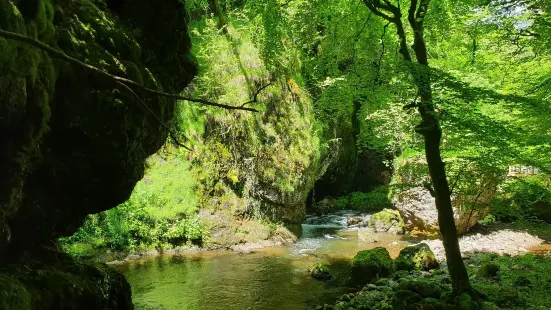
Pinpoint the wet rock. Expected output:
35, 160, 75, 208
358, 228, 379, 243
308, 263, 332, 281
351, 247, 393, 285
367, 209, 406, 235
395, 243, 440, 271
347, 216, 363, 227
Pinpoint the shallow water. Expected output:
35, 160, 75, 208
118, 211, 410, 310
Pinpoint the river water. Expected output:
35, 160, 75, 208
118, 211, 410, 310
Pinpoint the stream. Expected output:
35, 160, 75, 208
118, 211, 410, 310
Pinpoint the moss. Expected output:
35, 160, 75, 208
0, 275, 32, 310
477, 262, 500, 278
395, 243, 440, 271
351, 247, 393, 286
308, 263, 332, 281
396, 279, 443, 299
367, 209, 406, 234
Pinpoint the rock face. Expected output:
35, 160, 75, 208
0, 0, 196, 308
394, 187, 490, 235
351, 247, 393, 285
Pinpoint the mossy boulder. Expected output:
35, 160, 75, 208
351, 247, 393, 285
395, 243, 440, 271
368, 209, 406, 235
477, 262, 500, 278
0, 249, 132, 310
308, 263, 332, 281
396, 279, 443, 299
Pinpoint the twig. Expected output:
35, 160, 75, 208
0, 28, 259, 112
240, 82, 272, 107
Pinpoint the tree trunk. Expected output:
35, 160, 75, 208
361, 0, 472, 294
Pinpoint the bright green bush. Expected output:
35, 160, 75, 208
336, 186, 392, 211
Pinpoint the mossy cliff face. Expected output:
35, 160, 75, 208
0, 0, 196, 251
0, 0, 196, 308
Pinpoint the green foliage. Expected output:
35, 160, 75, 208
335, 187, 392, 211
490, 175, 551, 222
61, 152, 204, 253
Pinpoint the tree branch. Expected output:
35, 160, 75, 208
0, 28, 259, 112
240, 82, 273, 107
362, 0, 396, 22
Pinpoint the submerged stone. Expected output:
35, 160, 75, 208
308, 263, 332, 281
358, 228, 379, 243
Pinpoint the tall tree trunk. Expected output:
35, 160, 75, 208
361, 0, 472, 293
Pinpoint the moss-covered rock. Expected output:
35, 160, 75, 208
396, 279, 443, 299
367, 209, 406, 234
351, 247, 393, 285
0, 249, 131, 310
395, 243, 440, 271
308, 263, 332, 281
477, 262, 500, 278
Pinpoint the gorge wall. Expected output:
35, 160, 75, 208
0, 0, 196, 308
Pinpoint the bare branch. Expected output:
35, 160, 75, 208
0, 28, 259, 112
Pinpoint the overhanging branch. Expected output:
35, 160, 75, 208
0, 29, 260, 112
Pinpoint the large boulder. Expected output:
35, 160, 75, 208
368, 209, 406, 235
394, 243, 439, 271
394, 187, 490, 235
351, 247, 393, 285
